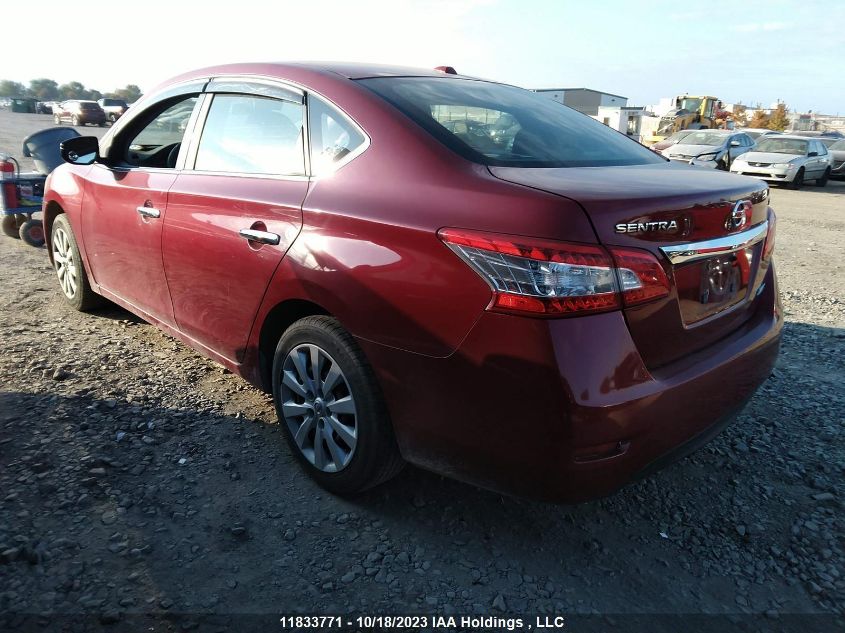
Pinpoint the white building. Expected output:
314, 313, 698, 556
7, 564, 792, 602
592, 106, 650, 140
534, 88, 628, 116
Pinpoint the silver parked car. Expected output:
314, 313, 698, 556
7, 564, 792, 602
660, 130, 754, 170
827, 138, 845, 180
730, 135, 833, 188
735, 127, 782, 143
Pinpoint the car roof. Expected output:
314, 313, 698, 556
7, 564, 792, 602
683, 129, 734, 135
152, 61, 482, 95
758, 135, 822, 143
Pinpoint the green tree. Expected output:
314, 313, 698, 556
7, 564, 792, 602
768, 103, 789, 131
59, 81, 88, 99
28, 78, 59, 100
0, 80, 27, 97
111, 84, 142, 103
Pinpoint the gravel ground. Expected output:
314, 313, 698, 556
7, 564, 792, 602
1, 109, 844, 632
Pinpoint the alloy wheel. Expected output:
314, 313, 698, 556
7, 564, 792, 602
279, 343, 358, 472
53, 227, 77, 299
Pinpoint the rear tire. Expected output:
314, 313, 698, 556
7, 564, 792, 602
19, 219, 45, 247
51, 214, 104, 311
272, 316, 404, 495
789, 168, 805, 190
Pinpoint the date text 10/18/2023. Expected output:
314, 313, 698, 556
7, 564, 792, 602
279, 615, 568, 630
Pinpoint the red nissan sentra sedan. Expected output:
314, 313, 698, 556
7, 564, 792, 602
43, 63, 782, 501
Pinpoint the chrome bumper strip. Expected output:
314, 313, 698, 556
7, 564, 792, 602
660, 221, 769, 265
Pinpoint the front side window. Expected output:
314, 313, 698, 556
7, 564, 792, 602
194, 94, 304, 175
124, 96, 198, 168
359, 77, 663, 168
308, 96, 366, 175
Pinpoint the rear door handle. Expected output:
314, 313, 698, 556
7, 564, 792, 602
136, 206, 161, 219
239, 228, 280, 245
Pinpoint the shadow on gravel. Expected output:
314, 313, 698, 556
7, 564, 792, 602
1, 318, 841, 630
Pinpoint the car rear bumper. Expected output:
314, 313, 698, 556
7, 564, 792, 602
362, 265, 782, 502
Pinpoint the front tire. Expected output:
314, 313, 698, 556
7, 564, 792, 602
51, 215, 104, 311
816, 168, 830, 187
272, 316, 403, 495
789, 168, 805, 190
54, 114, 61, 125
72, 115, 80, 126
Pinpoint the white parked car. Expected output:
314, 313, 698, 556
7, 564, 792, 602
730, 135, 834, 188
660, 130, 755, 170
735, 127, 782, 143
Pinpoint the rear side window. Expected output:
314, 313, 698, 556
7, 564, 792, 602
308, 96, 366, 175
195, 94, 305, 175
358, 77, 664, 168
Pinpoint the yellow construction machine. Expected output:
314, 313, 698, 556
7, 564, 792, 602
646, 95, 731, 144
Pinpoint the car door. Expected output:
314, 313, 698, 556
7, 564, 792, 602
81, 94, 201, 327
813, 141, 829, 176
162, 82, 308, 362
59, 101, 71, 123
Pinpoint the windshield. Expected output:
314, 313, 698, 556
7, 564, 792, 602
679, 131, 728, 146
754, 138, 808, 155
678, 98, 702, 112
665, 130, 693, 143
829, 139, 845, 151
359, 77, 664, 168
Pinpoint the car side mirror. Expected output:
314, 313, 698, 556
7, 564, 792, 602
730, 140, 741, 147
808, 151, 818, 157
60, 136, 100, 165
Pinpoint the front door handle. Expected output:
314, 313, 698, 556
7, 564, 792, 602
239, 228, 280, 245
136, 206, 161, 219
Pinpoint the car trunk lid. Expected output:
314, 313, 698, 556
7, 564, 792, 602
489, 163, 772, 368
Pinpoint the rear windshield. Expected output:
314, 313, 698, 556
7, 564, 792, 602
79, 102, 99, 110
101, 99, 127, 107
829, 139, 845, 151
358, 77, 664, 168
754, 138, 808, 155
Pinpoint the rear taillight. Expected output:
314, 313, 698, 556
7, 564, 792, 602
763, 209, 776, 260
609, 247, 671, 307
438, 229, 669, 316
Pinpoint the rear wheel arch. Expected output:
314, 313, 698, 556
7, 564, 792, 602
257, 298, 331, 392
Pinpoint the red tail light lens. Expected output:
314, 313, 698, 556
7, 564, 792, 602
438, 229, 669, 316
609, 247, 671, 307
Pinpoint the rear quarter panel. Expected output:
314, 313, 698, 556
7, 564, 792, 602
244, 76, 599, 378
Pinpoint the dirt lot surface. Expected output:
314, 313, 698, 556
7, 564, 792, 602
1, 109, 844, 632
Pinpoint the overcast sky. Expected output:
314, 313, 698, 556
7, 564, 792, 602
5, 0, 843, 113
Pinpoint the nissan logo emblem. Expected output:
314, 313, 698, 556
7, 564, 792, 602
726, 200, 750, 231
